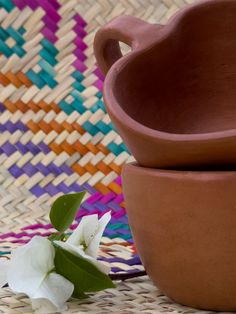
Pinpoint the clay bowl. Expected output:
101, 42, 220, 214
94, 0, 236, 169
122, 162, 236, 311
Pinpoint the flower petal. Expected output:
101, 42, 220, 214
0, 259, 9, 287
86, 211, 111, 258
31, 272, 74, 314
31, 298, 60, 314
55, 241, 110, 274
67, 214, 99, 248
8, 236, 55, 297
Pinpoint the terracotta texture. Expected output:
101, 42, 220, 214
122, 163, 236, 311
94, 0, 236, 169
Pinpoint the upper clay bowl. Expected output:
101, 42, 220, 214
94, 0, 236, 169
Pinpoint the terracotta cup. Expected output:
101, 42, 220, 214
122, 163, 236, 311
94, 0, 236, 169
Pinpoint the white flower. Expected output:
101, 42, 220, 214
55, 211, 111, 274
0, 236, 74, 314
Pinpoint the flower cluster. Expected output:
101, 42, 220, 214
0, 193, 115, 313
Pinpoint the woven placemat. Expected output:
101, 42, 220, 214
0, 0, 227, 313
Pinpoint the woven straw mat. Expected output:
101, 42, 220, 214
0, 0, 227, 313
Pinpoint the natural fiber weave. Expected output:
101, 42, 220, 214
0, 277, 221, 314
0, 0, 224, 313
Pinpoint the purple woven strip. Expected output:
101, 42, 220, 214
47, 0, 60, 10
12, 0, 25, 9
41, 28, 57, 43
73, 48, 86, 61
113, 208, 126, 218
87, 192, 102, 203
39, 0, 61, 22
73, 59, 87, 72
94, 79, 103, 90
15, 142, 28, 154
100, 192, 117, 204
42, 15, 58, 32
94, 202, 110, 211
73, 24, 87, 38
109, 202, 123, 211
115, 176, 122, 185
114, 194, 124, 203
1, 142, 16, 156
94, 67, 104, 80
110, 216, 128, 225
30, 185, 45, 197
38, 142, 50, 154
1, 121, 27, 132
74, 37, 87, 51
0, 102, 5, 112
22, 223, 52, 231
23, 0, 38, 10
74, 14, 87, 27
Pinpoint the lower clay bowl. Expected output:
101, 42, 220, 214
122, 163, 236, 311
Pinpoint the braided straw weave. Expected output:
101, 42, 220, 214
0, 0, 225, 313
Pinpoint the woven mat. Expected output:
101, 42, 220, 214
0, 0, 227, 313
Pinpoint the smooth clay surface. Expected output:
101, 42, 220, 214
122, 163, 236, 311
94, 0, 236, 169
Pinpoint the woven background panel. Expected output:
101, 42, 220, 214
0, 0, 224, 313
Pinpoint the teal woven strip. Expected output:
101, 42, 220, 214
0, 0, 14, 12
107, 143, 125, 156
0, 38, 12, 56
72, 81, 84, 92
71, 100, 86, 114
0, 251, 10, 256
41, 38, 58, 56
97, 100, 106, 111
26, 69, 46, 88
39, 70, 57, 88
96, 121, 111, 134
71, 90, 84, 102
40, 49, 57, 66
121, 143, 130, 153
12, 45, 25, 57
18, 27, 25, 35
0, 28, 8, 40
110, 223, 130, 230
59, 100, 74, 114
96, 91, 103, 98
7, 26, 24, 45
72, 71, 84, 82
109, 234, 130, 240
83, 121, 99, 136
38, 59, 56, 77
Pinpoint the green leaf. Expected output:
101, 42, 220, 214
72, 289, 88, 299
48, 233, 61, 241
54, 246, 116, 297
48, 233, 67, 241
49, 192, 85, 233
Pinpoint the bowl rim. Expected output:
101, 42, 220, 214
104, 0, 236, 143
123, 162, 236, 178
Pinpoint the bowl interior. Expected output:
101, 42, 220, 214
113, 1, 236, 135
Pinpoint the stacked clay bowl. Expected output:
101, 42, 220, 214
94, 0, 236, 310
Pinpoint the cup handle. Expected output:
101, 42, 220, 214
94, 15, 162, 75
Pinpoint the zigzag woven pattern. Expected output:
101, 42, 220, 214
0, 0, 193, 274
